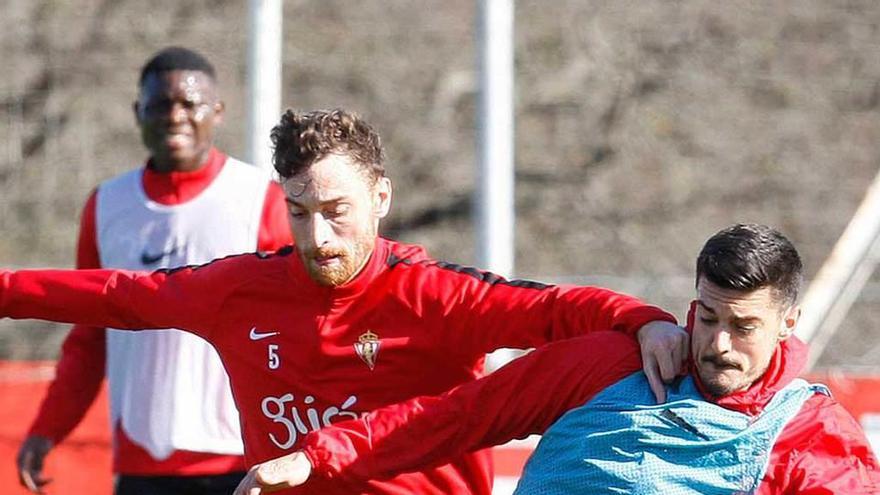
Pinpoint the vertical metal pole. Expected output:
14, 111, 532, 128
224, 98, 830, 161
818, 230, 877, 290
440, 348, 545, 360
477, 0, 516, 372
476, 0, 515, 278
797, 168, 880, 370
246, 0, 283, 172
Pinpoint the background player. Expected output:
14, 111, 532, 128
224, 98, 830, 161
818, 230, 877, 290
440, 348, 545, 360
15, 46, 292, 495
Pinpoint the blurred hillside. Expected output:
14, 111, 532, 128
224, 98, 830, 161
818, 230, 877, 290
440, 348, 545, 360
1, 0, 879, 367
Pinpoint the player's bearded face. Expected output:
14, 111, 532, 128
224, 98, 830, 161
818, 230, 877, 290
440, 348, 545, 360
301, 227, 375, 286
284, 153, 391, 287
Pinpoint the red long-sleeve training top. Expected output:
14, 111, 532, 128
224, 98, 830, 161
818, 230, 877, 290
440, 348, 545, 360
1, 238, 675, 494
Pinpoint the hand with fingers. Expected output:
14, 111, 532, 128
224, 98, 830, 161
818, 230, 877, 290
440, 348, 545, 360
636, 321, 690, 403
17, 435, 54, 494
233, 451, 312, 495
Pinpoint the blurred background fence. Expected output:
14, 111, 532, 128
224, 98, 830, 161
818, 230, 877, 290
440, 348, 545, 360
1, 0, 880, 371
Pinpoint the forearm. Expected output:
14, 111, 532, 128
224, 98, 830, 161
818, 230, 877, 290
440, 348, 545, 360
2, 269, 151, 328
459, 282, 676, 351
28, 325, 106, 443
302, 332, 641, 483
0, 268, 215, 333
548, 285, 676, 339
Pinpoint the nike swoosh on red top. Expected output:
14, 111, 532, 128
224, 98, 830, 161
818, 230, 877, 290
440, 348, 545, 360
249, 327, 280, 340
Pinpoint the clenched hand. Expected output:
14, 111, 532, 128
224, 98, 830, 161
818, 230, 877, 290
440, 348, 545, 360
233, 451, 312, 495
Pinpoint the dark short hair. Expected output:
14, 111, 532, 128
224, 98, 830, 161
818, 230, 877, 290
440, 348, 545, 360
696, 224, 803, 306
271, 109, 385, 182
139, 46, 216, 87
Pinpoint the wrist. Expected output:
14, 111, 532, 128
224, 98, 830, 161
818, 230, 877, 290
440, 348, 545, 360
291, 451, 312, 485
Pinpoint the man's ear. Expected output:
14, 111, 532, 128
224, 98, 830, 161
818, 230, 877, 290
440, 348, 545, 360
133, 100, 142, 124
212, 100, 225, 125
374, 177, 392, 218
779, 305, 801, 340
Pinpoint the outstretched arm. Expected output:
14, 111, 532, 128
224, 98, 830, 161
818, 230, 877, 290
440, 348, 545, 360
235, 331, 642, 493
427, 268, 678, 350
418, 264, 685, 402
0, 260, 236, 338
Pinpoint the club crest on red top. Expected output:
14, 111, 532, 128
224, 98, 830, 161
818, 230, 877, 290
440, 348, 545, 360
354, 330, 380, 370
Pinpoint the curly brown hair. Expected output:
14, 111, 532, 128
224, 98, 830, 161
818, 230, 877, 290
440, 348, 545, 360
271, 108, 386, 183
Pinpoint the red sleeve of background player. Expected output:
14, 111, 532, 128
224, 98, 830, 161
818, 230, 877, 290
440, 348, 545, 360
761, 395, 880, 494
28, 190, 108, 444
301, 331, 642, 484
257, 181, 293, 251
413, 263, 676, 353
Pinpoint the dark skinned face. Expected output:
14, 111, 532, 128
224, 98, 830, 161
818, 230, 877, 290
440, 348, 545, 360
134, 70, 224, 172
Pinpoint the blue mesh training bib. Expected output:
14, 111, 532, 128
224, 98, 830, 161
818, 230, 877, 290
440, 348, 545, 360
514, 372, 828, 494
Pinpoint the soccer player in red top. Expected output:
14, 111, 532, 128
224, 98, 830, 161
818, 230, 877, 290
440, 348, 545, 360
2, 108, 685, 494
15, 47, 292, 495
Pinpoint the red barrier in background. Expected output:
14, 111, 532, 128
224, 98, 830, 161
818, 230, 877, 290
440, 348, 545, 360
0, 362, 112, 495
1, 361, 878, 494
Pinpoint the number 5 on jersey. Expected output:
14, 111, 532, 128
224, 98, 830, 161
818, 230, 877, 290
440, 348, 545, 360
268, 344, 280, 370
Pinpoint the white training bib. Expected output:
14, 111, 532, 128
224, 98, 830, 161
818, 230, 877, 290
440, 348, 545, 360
96, 157, 269, 460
